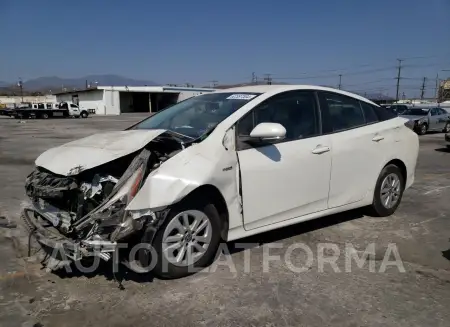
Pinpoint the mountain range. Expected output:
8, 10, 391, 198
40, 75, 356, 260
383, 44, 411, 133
0, 75, 158, 93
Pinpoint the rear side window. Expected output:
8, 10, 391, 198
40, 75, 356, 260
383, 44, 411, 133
372, 105, 397, 121
360, 101, 379, 124
320, 92, 365, 132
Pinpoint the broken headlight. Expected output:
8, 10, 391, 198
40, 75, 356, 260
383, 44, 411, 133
96, 163, 149, 241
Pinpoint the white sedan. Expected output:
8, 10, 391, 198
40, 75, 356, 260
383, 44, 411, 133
23, 85, 419, 278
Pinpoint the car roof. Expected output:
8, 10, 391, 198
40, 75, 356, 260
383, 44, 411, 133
214, 84, 378, 106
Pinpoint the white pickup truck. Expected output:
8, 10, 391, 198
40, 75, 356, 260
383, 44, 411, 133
13, 102, 90, 119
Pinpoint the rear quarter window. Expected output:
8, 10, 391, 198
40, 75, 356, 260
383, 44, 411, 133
372, 104, 397, 121
360, 101, 379, 124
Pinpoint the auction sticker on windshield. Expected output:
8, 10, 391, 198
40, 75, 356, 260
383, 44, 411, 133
226, 94, 257, 100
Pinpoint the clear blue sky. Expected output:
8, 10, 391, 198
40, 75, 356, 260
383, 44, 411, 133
1, 0, 450, 97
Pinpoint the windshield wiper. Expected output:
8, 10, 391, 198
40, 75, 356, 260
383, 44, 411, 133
166, 130, 195, 140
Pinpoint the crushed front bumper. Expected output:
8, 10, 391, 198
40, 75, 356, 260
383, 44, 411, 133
22, 202, 169, 272
22, 207, 113, 262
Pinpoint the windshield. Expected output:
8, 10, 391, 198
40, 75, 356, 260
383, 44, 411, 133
402, 108, 429, 116
133, 92, 261, 138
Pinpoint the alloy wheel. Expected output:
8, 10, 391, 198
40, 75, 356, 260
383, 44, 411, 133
380, 173, 401, 209
161, 210, 212, 266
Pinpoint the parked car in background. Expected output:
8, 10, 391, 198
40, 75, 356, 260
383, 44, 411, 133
399, 107, 450, 135
380, 104, 409, 115
23, 85, 419, 279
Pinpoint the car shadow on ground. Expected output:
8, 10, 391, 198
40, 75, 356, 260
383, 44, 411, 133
227, 208, 365, 254
435, 147, 450, 153
442, 243, 450, 261
47, 208, 365, 287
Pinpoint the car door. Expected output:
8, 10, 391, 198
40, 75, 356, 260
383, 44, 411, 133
236, 90, 332, 230
429, 108, 440, 130
437, 108, 449, 130
318, 91, 396, 208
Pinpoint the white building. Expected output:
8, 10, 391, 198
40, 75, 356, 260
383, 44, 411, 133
54, 85, 216, 115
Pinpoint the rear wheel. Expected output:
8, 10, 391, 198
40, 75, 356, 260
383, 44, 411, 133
150, 198, 222, 279
41, 112, 49, 119
80, 111, 88, 118
370, 164, 405, 217
443, 122, 450, 133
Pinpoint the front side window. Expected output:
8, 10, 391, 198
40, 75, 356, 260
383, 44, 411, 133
237, 91, 319, 142
438, 108, 447, 115
431, 108, 439, 116
133, 92, 261, 139
70, 104, 78, 108
321, 92, 365, 132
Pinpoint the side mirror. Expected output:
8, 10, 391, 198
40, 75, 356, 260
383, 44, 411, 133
248, 122, 286, 143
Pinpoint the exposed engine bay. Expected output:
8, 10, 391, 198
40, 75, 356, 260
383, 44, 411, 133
23, 131, 188, 269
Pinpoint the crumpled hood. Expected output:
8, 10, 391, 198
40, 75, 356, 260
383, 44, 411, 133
35, 129, 166, 176
399, 115, 427, 121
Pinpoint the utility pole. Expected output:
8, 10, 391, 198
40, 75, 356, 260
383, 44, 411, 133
263, 74, 272, 85
338, 74, 342, 90
251, 72, 257, 84
395, 59, 403, 102
420, 77, 427, 100
17, 78, 23, 103
435, 73, 440, 103
208, 80, 218, 88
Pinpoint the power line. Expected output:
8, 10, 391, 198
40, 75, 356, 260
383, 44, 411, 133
274, 66, 396, 81
208, 80, 218, 88
263, 74, 272, 85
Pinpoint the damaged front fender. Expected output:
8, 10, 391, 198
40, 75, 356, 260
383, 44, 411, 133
126, 150, 215, 211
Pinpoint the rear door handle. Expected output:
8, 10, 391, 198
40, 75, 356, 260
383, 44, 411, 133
311, 145, 330, 154
372, 135, 384, 142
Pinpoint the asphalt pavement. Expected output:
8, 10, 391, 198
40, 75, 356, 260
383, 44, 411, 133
0, 115, 449, 327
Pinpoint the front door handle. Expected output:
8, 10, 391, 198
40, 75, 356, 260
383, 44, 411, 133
372, 135, 384, 142
312, 145, 330, 154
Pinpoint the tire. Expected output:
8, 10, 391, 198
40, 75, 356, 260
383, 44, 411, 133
41, 113, 49, 119
80, 111, 88, 118
443, 122, 450, 133
370, 164, 405, 217
150, 198, 222, 279
417, 123, 427, 135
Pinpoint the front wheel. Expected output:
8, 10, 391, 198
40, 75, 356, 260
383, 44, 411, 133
369, 164, 405, 217
417, 123, 428, 135
150, 199, 222, 279
443, 122, 450, 133
80, 111, 88, 118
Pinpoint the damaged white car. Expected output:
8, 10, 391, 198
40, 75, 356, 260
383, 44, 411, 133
23, 85, 419, 279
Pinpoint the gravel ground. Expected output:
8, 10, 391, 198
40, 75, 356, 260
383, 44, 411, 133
0, 114, 449, 327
